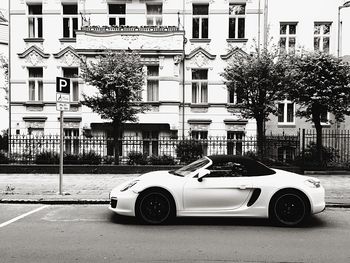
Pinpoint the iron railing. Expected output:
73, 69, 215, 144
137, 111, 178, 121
8, 134, 301, 165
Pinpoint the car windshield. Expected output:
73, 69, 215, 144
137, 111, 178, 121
172, 157, 210, 177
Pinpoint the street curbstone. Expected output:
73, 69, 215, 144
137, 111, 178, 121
0, 198, 349, 208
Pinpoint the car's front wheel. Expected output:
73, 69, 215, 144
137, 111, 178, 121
135, 189, 175, 224
270, 190, 310, 227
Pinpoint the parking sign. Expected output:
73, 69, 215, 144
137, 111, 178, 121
56, 77, 71, 94
56, 77, 71, 111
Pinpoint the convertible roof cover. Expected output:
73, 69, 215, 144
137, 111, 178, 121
207, 155, 276, 176
208, 155, 254, 164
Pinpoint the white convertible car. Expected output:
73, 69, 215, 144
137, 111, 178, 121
109, 155, 325, 226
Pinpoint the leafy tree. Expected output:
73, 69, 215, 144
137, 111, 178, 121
0, 55, 8, 110
80, 51, 148, 164
221, 49, 290, 157
285, 51, 350, 164
0, 129, 8, 152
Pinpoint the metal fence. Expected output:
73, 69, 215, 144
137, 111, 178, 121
8, 134, 300, 165
7, 130, 350, 166
303, 129, 350, 166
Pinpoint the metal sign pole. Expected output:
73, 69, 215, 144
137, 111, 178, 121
59, 110, 64, 195
56, 76, 71, 196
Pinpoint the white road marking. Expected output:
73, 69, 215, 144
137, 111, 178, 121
0, 205, 48, 228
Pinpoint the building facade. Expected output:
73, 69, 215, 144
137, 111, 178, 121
265, 0, 350, 136
0, 7, 8, 131
8, 0, 350, 146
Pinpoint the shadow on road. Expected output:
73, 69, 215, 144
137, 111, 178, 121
109, 212, 327, 228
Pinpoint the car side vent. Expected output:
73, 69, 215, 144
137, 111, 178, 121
247, 188, 261, 207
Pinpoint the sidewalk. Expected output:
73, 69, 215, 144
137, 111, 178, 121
0, 173, 349, 207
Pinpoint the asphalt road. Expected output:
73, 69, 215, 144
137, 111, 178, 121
0, 205, 349, 263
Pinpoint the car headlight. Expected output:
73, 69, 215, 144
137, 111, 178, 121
304, 179, 321, 188
120, 180, 139, 192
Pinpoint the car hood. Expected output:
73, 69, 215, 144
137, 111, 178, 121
138, 170, 177, 180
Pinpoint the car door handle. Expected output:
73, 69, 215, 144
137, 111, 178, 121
238, 185, 247, 190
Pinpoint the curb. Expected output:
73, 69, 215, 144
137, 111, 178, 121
1, 199, 349, 208
0, 199, 109, 205
325, 203, 350, 208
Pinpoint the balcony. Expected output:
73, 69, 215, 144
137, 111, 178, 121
75, 25, 184, 55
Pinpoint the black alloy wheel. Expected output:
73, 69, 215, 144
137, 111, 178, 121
271, 192, 308, 226
136, 191, 173, 224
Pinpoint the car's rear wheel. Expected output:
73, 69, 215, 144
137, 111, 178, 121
135, 189, 175, 224
270, 190, 310, 227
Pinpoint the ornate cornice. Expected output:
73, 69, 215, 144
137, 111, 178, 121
18, 45, 50, 59
186, 47, 216, 60
221, 47, 248, 60
54, 46, 80, 66
53, 46, 79, 59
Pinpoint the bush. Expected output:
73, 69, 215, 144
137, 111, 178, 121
35, 151, 101, 165
0, 152, 9, 164
0, 132, 8, 152
63, 154, 80, 164
35, 151, 59, 164
243, 151, 258, 160
148, 154, 175, 165
295, 142, 338, 167
80, 151, 101, 165
103, 156, 115, 165
176, 140, 203, 164
128, 151, 148, 165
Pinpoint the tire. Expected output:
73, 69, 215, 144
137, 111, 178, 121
135, 189, 175, 225
269, 190, 310, 227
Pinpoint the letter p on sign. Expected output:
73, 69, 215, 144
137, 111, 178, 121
56, 77, 71, 94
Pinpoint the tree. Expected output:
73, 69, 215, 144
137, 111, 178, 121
0, 54, 8, 111
285, 51, 350, 164
80, 51, 148, 164
221, 49, 290, 157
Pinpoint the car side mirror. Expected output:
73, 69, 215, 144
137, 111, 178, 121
197, 169, 210, 182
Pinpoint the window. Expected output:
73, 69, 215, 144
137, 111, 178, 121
28, 4, 42, 38
146, 4, 162, 26
279, 23, 297, 53
227, 131, 244, 155
28, 68, 43, 101
62, 4, 78, 38
208, 161, 247, 177
207, 158, 275, 177
278, 100, 294, 124
228, 85, 242, 104
28, 128, 44, 136
142, 131, 159, 156
108, 4, 126, 26
314, 23, 331, 53
62, 67, 79, 102
192, 4, 209, 39
320, 109, 328, 123
278, 147, 295, 163
191, 130, 208, 155
64, 129, 79, 155
228, 3, 245, 39
192, 69, 208, 104
173, 157, 210, 177
146, 66, 159, 102
191, 130, 208, 140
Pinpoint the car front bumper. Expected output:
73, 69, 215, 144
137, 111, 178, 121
108, 186, 139, 217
